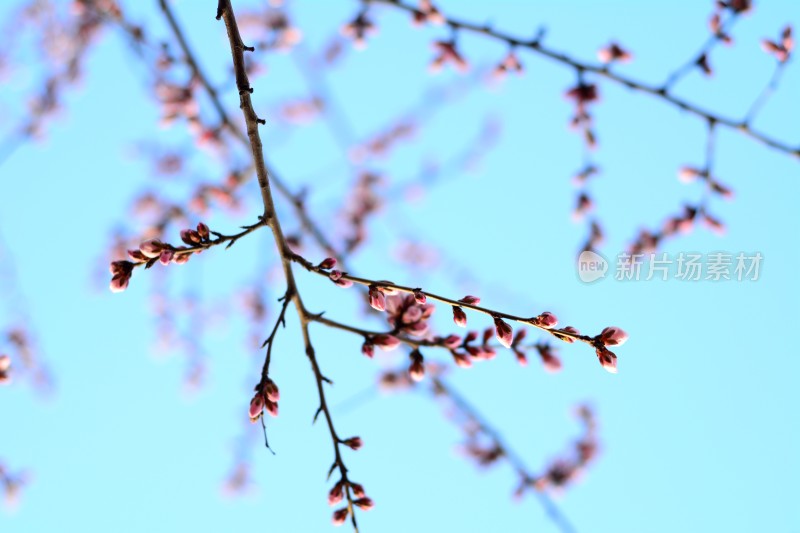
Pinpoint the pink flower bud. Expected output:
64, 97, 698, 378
409, 358, 425, 382
514, 351, 528, 366
265, 398, 279, 417
318, 257, 337, 270
599, 326, 628, 347
452, 306, 467, 327
361, 340, 375, 358
413, 289, 426, 303
532, 312, 558, 328
0, 354, 11, 384
354, 497, 374, 511
351, 483, 366, 498
110, 260, 133, 276
328, 482, 344, 506
678, 166, 703, 183
453, 351, 472, 368
159, 250, 174, 266
556, 326, 580, 343
127, 249, 147, 262
249, 394, 264, 420
443, 334, 461, 349
596, 346, 618, 374
373, 334, 400, 351
329, 270, 343, 281
139, 239, 165, 258
334, 278, 353, 288
368, 285, 386, 312
494, 317, 513, 348
110, 274, 130, 293
180, 229, 201, 245
332, 507, 349, 526
196, 222, 210, 239
342, 436, 363, 450
173, 253, 191, 265
459, 295, 481, 305
264, 379, 280, 402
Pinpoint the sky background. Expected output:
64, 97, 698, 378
1, 1, 799, 532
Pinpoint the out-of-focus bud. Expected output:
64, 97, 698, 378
452, 306, 467, 327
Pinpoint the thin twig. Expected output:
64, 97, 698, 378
362, 0, 800, 160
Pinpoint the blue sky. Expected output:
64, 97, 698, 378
1, 1, 799, 532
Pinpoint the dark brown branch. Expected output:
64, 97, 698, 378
363, 0, 800, 160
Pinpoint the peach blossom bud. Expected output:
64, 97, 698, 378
541, 352, 562, 373
332, 507, 349, 526
264, 379, 280, 402
413, 289, 426, 303
401, 305, 422, 324
514, 351, 528, 366
599, 326, 628, 346
342, 436, 363, 450
334, 278, 353, 288
373, 334, 400, 351
494, 318, 513, 348
110, 260, 133, 276
555, 326, 580, 343
318, 257, 337, 270
249, 394, 264, 420
533, 312, 558, 328
596, 346, 618, 373
368, 285, 386, 311
328, 482, 344, 506
329, 270, 343, 281
351, 483, 366, 498
196, 222, 209, 239
512, 328, 527, 346
354, 497, 374, 511
452, 306, 467, 327
127, 249, 147, 262
678, 166, 703, 183
361, 340, 375, 358
459, 295, 480, 305
139, 239, 165, 258
180, 229, 201, 245
173, 253, 190, 265
110, 274, 130, 293
159, 250, 174, 265
0, 355, 10, 385
710, 180, 734, 199
443, 334, 461, 349
408, 353, 425, 382
597, 42, 632, 63
265, 398, 279, 417
453, 351, 472, 368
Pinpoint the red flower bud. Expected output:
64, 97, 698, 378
196, 222, 210, 239
373, 334, 400, 351
452, 306, 467, 327
413, 288, 426, 303
354, 497, 374, 511
332, 507, 349, 526
328, 482, 344, 506
599, 326, 628, 347
318, 257, 337, 270
248, 394, 264, 421
494, 317, 513, 348
342, 436, 363, 450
